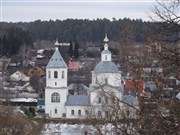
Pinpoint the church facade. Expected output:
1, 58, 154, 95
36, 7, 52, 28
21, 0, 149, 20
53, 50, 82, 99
45, 35, 138, 119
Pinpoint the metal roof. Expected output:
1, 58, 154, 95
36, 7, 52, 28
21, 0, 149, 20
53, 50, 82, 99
46, 49, 67, 68
65, 95, 91, 106
94, 61, 119, 73
122, 95, 139, 107
101, 50, 111, 54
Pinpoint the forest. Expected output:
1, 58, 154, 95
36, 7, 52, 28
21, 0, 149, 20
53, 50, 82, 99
0, 18, 159, 55
16, 18, 151, 43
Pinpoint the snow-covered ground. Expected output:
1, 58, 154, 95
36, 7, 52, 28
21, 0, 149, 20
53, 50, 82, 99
41, 122, 115, 135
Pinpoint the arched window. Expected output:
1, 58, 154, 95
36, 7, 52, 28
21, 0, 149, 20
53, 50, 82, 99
62, 71, 64, 79
51, 92, 60, 102
85, 110, 88, 115
78, 110, 81, 115
105, 55, 107, 60
55, 109, 57, 114
48, 71, 51, 78
71, 110, 74, 115
98, 110, 101, 118
54, 71, 58, 78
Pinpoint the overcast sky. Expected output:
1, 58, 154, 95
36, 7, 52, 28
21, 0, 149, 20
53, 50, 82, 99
1, 0, 156, 22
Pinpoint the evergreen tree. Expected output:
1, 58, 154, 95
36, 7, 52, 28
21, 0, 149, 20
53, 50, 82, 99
68, 41, 73, 58
74, 41, 79, 59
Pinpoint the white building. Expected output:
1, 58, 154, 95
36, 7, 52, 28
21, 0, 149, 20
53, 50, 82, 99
45, 35, 138, 119
10, 71, 30, 82
45, 38, 68, 118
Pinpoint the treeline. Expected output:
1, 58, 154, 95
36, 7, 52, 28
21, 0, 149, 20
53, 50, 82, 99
1, 18, 154, 55
15, 18, 152, 43
0, 23, 32, 55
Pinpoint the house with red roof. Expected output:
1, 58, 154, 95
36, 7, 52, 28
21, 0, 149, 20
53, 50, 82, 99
68, 59, 80, 71
124, 80, 151, 98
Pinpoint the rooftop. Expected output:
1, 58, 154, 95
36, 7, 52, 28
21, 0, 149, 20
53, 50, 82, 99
65, 95, 90, 106
94, 61, 119, 73
46, 49, 67, 68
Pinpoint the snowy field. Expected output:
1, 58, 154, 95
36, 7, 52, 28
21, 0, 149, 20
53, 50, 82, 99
41, 122, 115, 135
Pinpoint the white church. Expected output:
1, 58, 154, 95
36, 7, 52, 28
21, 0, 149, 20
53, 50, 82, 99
45, 34, 138, 119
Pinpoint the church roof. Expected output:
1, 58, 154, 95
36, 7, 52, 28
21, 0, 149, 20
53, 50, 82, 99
94, 61, 119, 73
46, 49, 67, 68
65, 95, 91, 106
101, 50, 111, 54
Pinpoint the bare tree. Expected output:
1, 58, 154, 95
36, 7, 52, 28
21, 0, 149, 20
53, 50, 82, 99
84, 1, 180, 134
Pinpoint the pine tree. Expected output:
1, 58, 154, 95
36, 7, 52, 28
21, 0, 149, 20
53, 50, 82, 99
68, 41, 73, 58
74, 41, 79, 59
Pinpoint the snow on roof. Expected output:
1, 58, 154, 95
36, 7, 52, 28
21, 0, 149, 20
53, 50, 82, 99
37, 49, 44, 54
10, 98, 37, 102
176, 92, 180, 100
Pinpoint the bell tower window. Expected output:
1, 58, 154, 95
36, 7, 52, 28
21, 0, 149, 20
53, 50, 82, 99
62, 71, 64, 79
48, 71, 51, 78
54, 71, 58, 78
105, 55, 107, 60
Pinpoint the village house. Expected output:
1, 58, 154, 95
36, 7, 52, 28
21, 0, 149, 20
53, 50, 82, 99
0, 55, 11, 69
10, 71, 30, 82
27, 66, 45, 77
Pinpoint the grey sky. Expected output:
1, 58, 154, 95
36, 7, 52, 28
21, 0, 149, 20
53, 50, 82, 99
1, 0, 156, 22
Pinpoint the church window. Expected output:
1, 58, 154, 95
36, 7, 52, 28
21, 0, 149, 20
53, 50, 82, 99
98, 97, 101, 103
105, 55, 107, 60
121, 80, 124, 84
54, 71, 58, 78
51, 93, 60, 102
78, 110, 81, 115
71, 110, 74, 115
55, 109, 57, 114
48, 71, 51, 78
62, 71, 64, 79
85, 110, 88, 115
98, 110, 102, 118
55, 82, 57, 86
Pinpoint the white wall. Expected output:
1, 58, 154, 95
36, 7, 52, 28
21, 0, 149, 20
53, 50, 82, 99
90, 86, 123, 106
101, 53, 111, 61
45, 87, 68, 118
91, 72, 121, 87
46, 68, 67, 87
10, 71, 30, 81
66, 106, 89, 119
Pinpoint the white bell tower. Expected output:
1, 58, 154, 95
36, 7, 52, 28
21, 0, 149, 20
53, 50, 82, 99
45, 38, 68, 118
101, 33, 111, 61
